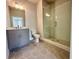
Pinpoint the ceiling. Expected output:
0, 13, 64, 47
7, 0, 70, 5
7, 0, 56, 5
7, 0, 39, 4
7, 0, 39, 9
27, 0, 39, 4
45, 0, 55, 2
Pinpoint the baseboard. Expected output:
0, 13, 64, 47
41, 38, 70, 52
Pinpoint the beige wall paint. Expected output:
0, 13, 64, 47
37, 0, 43, 37
25, 2, 37, 33
6, 1, 37, 33
55, 0, 71, 41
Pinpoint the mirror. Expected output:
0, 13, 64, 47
12, 16, 24, 27
9, 6, 25, 27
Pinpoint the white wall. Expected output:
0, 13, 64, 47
37, 0, 43, 37
6, 1, 37, 33
55, 0, 71, 41
6, 4, 10, 27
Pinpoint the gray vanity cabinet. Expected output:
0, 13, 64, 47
7, 29, 32, 51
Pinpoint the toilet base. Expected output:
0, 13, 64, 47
35, 38, 39, 43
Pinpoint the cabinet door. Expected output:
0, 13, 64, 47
17, 29, 30, 47
7, 30, 20, 50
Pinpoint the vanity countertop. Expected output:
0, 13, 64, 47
6, 27, 29, 30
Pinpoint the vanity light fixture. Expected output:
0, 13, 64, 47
14, 0, 24, 10
15, 4, 24, 10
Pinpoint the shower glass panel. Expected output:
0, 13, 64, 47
43, 0, 71, 47
43, 1, 55, 39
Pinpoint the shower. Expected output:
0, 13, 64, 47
43, 0, 71, 46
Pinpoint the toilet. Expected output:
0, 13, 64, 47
33, 33, 40, 43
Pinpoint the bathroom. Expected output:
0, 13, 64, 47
6, 0, 71, 59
